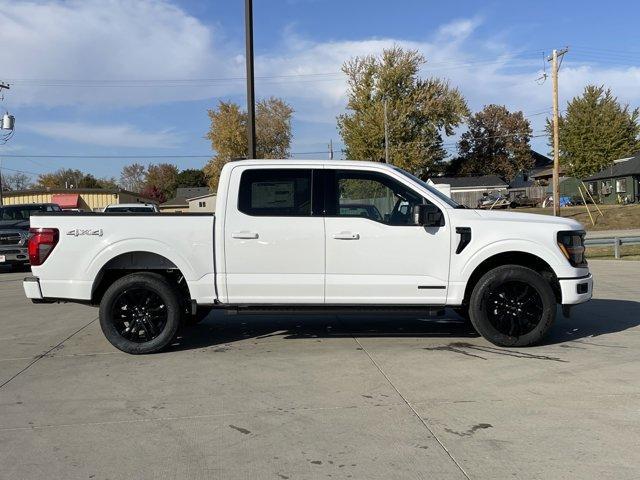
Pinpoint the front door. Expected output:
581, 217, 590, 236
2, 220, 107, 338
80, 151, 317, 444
224, 166, 325, 303
323, 168, 450, 304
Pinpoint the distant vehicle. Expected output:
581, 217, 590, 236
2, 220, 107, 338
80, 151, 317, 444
0, 228, 30, 269
0, 203, 61, 270
103, 203, 159, 213
477, 193, 510, 209
509, 195, 539, 208
0, 203, 62, 230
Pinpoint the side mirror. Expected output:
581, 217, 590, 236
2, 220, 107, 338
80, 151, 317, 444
413, 204, 444, 227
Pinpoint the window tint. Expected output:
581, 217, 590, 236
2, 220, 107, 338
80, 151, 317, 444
238, 169, 312, 216
0, 205, 46, 220
328, 170, 426, 225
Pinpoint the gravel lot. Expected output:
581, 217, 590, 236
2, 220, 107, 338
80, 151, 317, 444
1, 261, 639, 479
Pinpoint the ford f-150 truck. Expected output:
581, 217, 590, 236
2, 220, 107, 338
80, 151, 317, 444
23, 160, 593, 354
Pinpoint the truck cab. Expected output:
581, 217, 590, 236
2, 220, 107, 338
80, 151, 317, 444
24, 160, 593, 354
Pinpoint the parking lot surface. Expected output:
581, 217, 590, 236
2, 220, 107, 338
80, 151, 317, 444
1, 261, 639, 479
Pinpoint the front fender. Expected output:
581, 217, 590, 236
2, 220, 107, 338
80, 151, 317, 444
457, 238, 566, 282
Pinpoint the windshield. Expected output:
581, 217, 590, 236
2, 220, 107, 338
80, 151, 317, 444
0, 205, 46, 221
392, 166, 460, 208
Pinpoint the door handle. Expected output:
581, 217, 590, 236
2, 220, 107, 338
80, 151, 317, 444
232, 231, 259, 239
333, 231, 360, 240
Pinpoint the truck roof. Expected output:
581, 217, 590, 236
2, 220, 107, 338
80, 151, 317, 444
227, 159, 397, 170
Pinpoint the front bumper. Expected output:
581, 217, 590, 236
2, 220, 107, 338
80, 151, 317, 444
0, 246, 29, 265
559, 273, 593, 305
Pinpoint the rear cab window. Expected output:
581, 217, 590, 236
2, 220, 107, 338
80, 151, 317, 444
238, 169, 312, 216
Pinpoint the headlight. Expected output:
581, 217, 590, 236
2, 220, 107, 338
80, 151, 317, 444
557, 230, 587, 267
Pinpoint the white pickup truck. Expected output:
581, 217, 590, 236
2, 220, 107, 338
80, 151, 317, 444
23, 160, 593, 354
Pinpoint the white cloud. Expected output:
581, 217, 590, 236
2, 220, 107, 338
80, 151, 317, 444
1, 1, 639, 155
0, 0, 240, 107
25, 121, 183, 148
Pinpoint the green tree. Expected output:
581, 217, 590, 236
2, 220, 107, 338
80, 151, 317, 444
456, 105, 533, 180
337, 46, 469, 176
547, 85, 640, 177
36, 169, 121, 190
176, 168, 207, 188
204, 97, 294, 190
145, 163, 179, 200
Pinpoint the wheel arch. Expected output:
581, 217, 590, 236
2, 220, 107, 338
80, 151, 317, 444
91, 251, 192, 305
462, 251, 561, 306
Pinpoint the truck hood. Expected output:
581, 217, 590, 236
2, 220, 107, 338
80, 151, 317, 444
0, 219, 30, 231
473, 209, 583, 230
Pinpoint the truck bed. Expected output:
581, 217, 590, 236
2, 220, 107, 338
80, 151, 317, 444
28, 212, 217, 304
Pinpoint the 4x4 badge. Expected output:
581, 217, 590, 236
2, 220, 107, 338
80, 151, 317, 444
67, 229, 103, 237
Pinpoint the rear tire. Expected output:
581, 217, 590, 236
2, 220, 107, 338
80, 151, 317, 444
99, 272, 182, 354
469, 265, 556, 347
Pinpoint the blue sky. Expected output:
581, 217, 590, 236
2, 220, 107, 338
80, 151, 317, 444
1, 0, 639, 182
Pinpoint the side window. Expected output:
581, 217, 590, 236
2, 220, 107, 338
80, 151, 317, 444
330, 170, 426, 225
238, 168, 312, 216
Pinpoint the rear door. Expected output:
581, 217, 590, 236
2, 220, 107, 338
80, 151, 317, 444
323, 168, 450, 304
224, 166, 325, 303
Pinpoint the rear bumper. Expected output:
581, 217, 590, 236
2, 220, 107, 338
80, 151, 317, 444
559, 273, 593, 305
23, 276, 44, 300
0, 246, 29, 264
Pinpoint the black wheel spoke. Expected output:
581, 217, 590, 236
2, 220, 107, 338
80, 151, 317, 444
483, 280, 543, 337
110, 288, 168, 344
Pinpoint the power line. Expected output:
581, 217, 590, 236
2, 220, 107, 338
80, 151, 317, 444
0, 151, 332, 159
3, 49, 558, 88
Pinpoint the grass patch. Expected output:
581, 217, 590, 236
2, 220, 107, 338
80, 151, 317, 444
586, 243, 640, 261
521, 203, 640, 231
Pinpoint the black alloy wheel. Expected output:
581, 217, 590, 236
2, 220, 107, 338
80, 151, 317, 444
111, 288, 168, 343
99, 272, 182, 354
469, 265, 557, 347
483, 281, 543, 337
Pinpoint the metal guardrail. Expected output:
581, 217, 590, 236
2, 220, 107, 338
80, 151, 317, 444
585, 236, 640, 259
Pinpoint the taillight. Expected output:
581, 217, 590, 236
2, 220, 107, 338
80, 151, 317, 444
28, 228, 59, 266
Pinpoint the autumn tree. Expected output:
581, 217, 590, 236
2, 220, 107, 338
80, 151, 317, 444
204, 97, 294, 190
456, 105, 533, 180
145, 163, 179, 200
120, 163, 147, 192
337, 46, 469, 176
546, 85, 640, 177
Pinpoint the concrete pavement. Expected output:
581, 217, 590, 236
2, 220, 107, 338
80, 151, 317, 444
0, 261, 639, 479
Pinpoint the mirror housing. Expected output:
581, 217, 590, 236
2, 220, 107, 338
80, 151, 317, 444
413, 204, 444, 227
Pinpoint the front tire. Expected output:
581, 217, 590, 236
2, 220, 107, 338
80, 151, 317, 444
99, 272, 182, 354
469, 265, 556, 347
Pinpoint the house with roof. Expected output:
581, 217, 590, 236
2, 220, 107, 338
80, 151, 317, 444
160, 187, 212, 213
430, 175, 508, 207
584, 153, 640, 204
2, 188, 154, 211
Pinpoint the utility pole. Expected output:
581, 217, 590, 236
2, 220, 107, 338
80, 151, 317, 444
244, 0, 256, 159
0, 82, 11, 206
0, 156, 4, 206
328, 139, 334, 160
383, 98, 390, 164
548, 48, 568, 216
